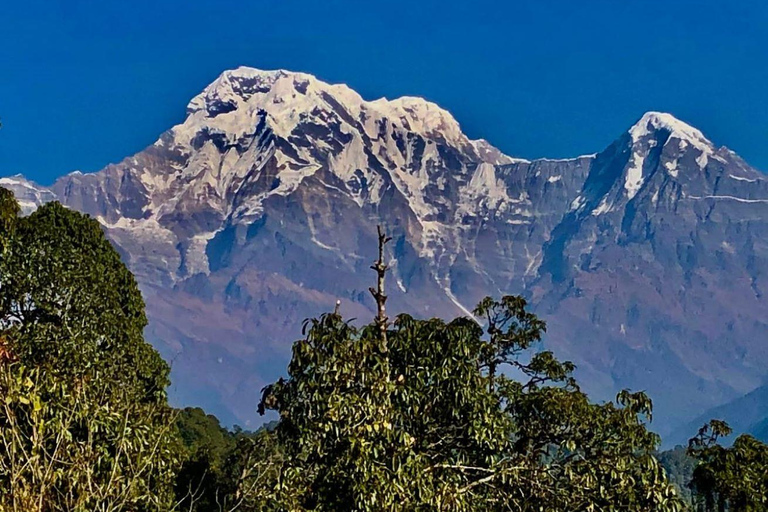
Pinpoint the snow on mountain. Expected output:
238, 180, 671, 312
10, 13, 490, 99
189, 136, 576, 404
171, 67, 509, 223
0, 175, 55, 214
626, 111, 726, 192
48, 67, 523, 283
629, 111, 714, 147
566, 110, 764, 220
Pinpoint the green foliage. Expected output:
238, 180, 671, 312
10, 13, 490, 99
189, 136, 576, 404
0, 188, 19, 237
1, 200, 168, 398
688, 420, 768, 511
658, 445, 697, 504
0, 191, 180, 511
252, 296, 686, 511
176, 407, 237, 469
174, 407, 239, 511
173, 407, 281, 511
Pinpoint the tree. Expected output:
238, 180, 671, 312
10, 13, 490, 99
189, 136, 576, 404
658, 445, 697, 505
173, 407, 248, 511
0, 191, 180, 511
248, 227, 685, 511
688, 420, 768, 511
0, 188, 19, 237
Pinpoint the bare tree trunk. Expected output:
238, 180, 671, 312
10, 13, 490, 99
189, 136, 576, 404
369, 225, 392, 351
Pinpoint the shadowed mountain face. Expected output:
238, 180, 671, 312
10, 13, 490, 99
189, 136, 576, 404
5, 68, 768, 435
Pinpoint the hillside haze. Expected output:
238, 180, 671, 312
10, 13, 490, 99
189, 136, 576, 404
5, 67, 768, 436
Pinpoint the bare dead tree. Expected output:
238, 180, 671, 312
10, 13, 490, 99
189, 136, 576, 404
369, 225, 392, 350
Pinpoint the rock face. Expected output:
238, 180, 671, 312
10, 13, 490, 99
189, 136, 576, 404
5, 68, 768, 435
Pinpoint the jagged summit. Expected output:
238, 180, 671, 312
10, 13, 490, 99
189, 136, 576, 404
629, 111, 716, 152
187, 66, 365, 114
182, 66, 482, 152
566, 111, 752, 216
623, 111, 733, 196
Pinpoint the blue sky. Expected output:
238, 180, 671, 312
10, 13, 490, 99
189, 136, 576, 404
2, 0, 767, 184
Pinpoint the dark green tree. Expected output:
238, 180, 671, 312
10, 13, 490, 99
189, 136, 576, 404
0, 191, 180, 511
0, 188, 19, 237
658, 445, 697, 504
174, 407, 240, 511
688, 420, 768, 511
173, 407, 283, 511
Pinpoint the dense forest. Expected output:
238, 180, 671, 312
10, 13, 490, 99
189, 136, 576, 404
0, 188, 766, 510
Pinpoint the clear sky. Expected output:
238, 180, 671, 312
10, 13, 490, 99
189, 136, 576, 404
2, 0, 767, 184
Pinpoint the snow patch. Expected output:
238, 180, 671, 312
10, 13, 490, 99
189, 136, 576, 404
729, 174, 757, 183
538, 154, 597, 163
440, 282, 478, 321
570, 195, 586, 211
312, 237, 335, 251
183, 231, 218, 276
687, 195, 768, 204
624, 149, 646, 200
664, 160, 679, 178
592, 197, 613, 216
466, 163, 509, 205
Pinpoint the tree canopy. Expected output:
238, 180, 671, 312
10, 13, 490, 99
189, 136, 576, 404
241, 230, 686, 511
687, 420, 768, 511
0, 191, 179, 511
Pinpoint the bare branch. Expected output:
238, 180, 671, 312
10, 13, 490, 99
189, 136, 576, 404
370, 225, 392, 351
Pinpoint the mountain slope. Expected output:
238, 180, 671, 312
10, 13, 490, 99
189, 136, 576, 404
668, 382, 768, 445
532, 112, 768, 433
5, 69, 768, 436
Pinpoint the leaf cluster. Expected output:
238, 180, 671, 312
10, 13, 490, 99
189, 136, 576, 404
687, 420, 768, 511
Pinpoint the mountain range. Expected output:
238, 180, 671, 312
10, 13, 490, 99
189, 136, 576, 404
4, 67, 768, 440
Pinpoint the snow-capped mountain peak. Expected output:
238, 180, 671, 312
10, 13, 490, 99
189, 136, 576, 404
628, 111, 720, 164
614, 111, 732, 200
184, 67, 468, 143
163, 67, 517, 226
568, 111, 746, 218
34, 67, 521, 284
629, 111, 708, 142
